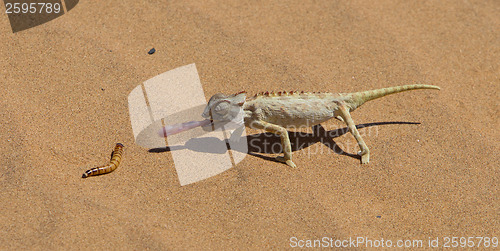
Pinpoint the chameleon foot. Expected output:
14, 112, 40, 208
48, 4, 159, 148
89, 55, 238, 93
358, 151, 370, 164
276, 156, 297, 168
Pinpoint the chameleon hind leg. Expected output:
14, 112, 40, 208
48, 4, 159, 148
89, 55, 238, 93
249, 120, 297, 168
338, 105, 370, 164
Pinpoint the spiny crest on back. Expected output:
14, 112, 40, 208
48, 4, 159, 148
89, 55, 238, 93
247, 90, 333, 100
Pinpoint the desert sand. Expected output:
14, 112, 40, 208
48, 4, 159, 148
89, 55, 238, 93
0, 0, 498, 249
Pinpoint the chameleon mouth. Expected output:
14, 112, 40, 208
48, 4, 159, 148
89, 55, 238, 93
202, 118, 216, 131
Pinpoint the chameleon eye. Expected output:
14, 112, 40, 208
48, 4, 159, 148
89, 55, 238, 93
214, 102, 229, 115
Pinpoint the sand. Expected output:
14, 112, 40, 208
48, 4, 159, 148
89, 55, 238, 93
0, 0, 498, 249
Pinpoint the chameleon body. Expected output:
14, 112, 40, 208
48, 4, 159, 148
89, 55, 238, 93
202, 84, 440, 168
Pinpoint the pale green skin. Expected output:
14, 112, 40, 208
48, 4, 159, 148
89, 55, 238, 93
203, 85, 440, 168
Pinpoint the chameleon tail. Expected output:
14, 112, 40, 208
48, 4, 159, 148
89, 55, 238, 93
346, 84, 440, 111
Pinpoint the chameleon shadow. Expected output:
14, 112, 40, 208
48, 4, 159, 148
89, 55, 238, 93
149, 121, 420, 163
245, 121, 420, 163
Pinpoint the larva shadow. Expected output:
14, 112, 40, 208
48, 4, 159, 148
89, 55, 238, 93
150, 121, 421, 163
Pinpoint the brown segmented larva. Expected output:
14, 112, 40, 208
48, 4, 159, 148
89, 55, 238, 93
82, 143, 124, 178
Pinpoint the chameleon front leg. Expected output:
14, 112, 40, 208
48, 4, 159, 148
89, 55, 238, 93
338, 105, 370, 164
229, 125, 245, 143
249, 120, 297, 168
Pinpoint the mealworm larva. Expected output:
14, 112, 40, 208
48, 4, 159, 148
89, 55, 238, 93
82, 143, 124, 178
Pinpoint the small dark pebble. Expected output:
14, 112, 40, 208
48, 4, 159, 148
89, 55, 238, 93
376, 216, 381, 218
148, 48, 156, 55
101, 88, 105, 91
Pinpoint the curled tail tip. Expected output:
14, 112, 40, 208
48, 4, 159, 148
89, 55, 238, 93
403, 84, 440, 90
423, 85, 441, 90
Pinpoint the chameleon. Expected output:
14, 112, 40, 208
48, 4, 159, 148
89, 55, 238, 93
199, 84, 440, 168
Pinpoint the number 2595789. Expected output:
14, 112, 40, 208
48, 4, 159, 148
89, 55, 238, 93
5, 2, 62, 14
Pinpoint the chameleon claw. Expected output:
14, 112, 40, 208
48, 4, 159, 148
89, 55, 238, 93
286, 160, 297, 168
361, 154, 370, 164
358, 151, 370, 164
276, 156, 297, 168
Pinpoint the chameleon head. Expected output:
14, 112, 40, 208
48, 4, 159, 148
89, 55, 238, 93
202, 92, 246, 125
